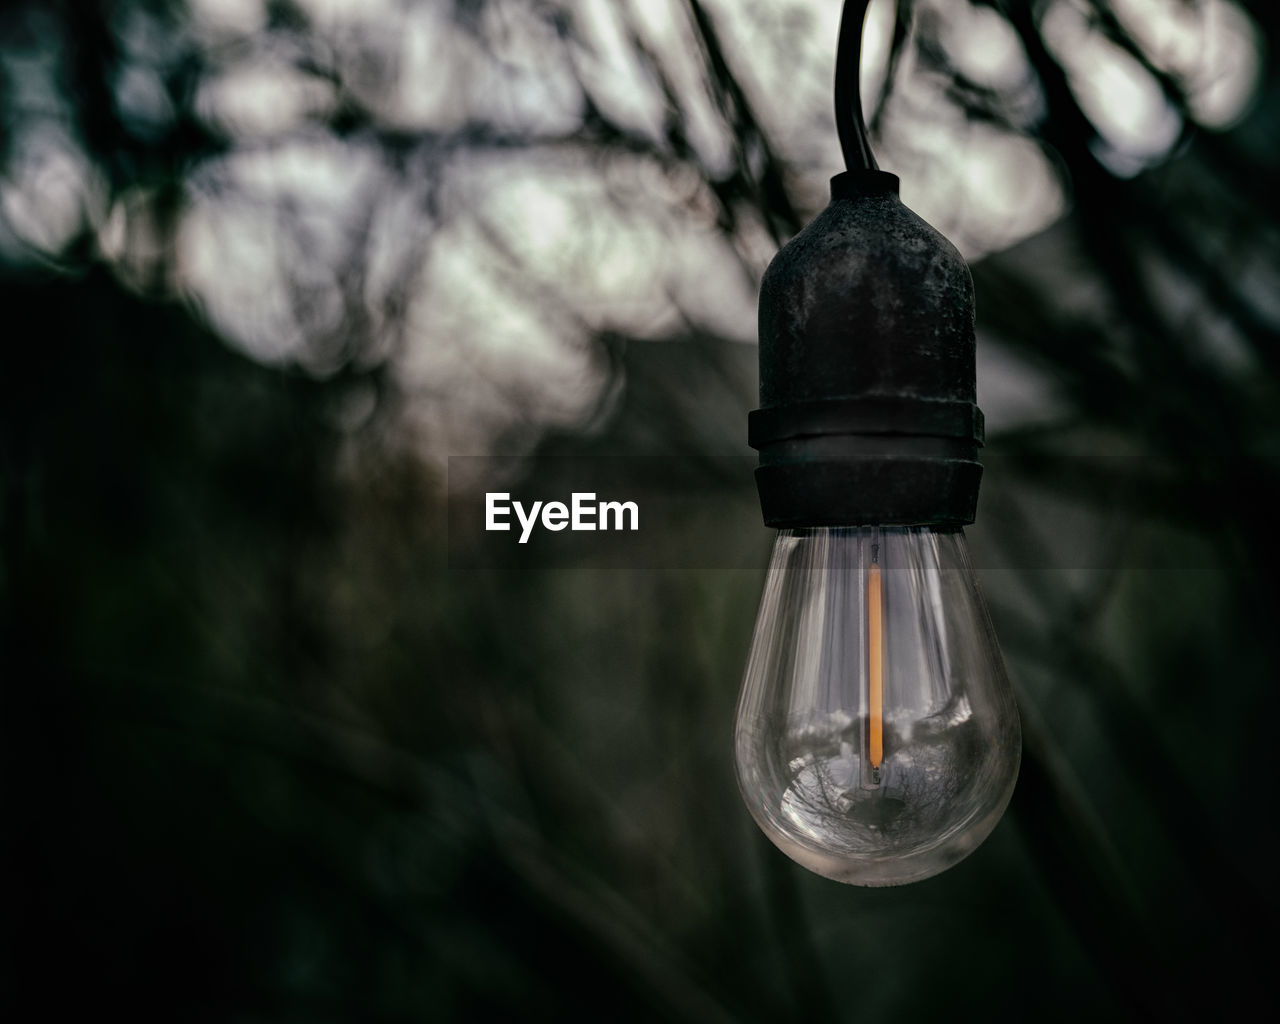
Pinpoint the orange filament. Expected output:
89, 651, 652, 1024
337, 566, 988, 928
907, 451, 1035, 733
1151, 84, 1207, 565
868, 561, 884, 769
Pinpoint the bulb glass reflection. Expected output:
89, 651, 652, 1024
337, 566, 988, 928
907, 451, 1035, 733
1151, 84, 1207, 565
734, 526, 1020, 886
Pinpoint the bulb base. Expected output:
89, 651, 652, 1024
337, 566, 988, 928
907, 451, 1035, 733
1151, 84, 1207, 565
753, 456, 981, 529
749, 394, 983, 527
752, 175, 983, 527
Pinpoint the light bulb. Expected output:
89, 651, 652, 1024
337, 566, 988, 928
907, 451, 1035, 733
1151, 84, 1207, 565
734, 525, 1020, 886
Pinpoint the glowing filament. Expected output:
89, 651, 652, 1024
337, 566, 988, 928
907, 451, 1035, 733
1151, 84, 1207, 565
868, 559, 884, 770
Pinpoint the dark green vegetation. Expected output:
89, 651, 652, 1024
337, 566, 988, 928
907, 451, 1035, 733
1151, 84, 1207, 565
3, 2, 1279, 1020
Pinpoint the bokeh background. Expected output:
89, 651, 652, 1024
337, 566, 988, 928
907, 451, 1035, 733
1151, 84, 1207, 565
3, 0, 1278, 1020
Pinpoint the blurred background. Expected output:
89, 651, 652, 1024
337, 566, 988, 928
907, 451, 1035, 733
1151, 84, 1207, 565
2, 0, 1278, 1019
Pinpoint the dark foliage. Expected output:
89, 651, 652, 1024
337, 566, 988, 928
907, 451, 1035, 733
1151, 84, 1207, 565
2, 1, 1278, 1020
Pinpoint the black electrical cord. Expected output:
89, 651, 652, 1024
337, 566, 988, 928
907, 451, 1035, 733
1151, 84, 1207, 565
835, 0, 878, 171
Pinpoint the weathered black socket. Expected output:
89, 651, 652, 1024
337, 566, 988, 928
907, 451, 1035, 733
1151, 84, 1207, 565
749, 170, 984, 528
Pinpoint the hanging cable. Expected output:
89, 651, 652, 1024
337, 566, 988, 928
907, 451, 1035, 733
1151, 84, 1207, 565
835, 0, 878, 171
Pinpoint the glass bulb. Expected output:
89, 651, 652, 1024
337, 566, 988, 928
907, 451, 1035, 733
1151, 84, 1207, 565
734, 526, 1021, 886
